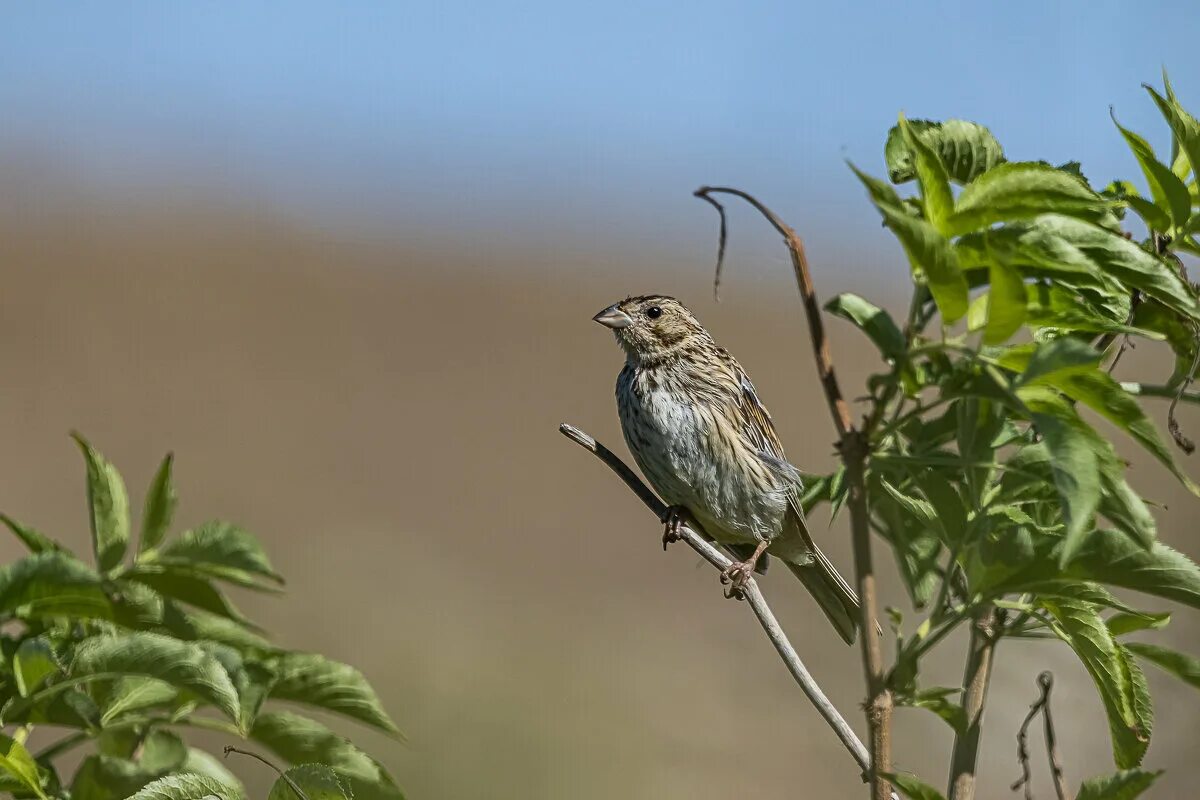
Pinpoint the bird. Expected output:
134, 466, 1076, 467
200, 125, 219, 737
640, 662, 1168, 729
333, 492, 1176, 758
593, 294, 862, 644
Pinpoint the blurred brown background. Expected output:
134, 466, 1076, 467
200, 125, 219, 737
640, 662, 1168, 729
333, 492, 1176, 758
5, 4, 1200, 798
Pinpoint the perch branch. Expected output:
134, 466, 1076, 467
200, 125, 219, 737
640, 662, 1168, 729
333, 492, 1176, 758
1010, 672, 1071, 800
559, 423, 871, 779
693, 186, 892, 800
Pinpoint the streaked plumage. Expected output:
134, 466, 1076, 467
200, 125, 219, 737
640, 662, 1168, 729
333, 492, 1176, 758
594, 294, 861, 644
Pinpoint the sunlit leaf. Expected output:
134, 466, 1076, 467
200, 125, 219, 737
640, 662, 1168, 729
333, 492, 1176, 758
949, 162, 1111, 234
72, 433, 130, 574
140, 453, 177, 556
270, 652, 400, 736
125, 773, 244, 800
13, 637, 60, 697
884, 118, 1004, 185
1112, 111, 1191, 229
1076, 768, 1163, 800
1126, 641, 1200, 690
0, 732, 48, 800
824, 293, 905, 359
901, 115, 954, 234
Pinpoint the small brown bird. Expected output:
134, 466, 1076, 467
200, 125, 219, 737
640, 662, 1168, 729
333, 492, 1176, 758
594, 294, 861, 643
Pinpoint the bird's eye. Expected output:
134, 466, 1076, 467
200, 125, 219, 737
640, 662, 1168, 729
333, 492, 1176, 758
646, 306, 662, 319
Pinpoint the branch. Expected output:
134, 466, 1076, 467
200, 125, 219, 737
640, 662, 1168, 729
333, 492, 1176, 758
1010, 672, 1071, 800
559, 423, 871, 778
693, 187, 892, 800
947, 607, 1001, 800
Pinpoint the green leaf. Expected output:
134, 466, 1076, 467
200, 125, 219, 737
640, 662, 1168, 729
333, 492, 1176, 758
1017, 391, 1102, 564
0, 732, 48, 800
1146, 84, 1200, 198
0, 552, 111, 620
179, 749, 245, 796
140, 453, 177, 556
1025, 283, 1161, 339
900, 115, 954, 234
1042, 598, 1150, 767
884, 118, 1004, 185
73, 433, 131, 574
949, 162, 1111, 235
70, 755, 156, 800
161, 600, 274, 652
899, 687, 966, 733
1106, 612, 1170, 636
824, 293, 905, 359
0, 514, 65, 554
270, 652, 400, 736
129, 567, 258, 626
269, 764, 353, 800
251, 711, 403, 800
71, 632, 240, 723
1039, 367, 1200, 496
851, 164, 968, 322
1112, 111, 1191, 229
998, 337, 1101, 385
879, 771, 946, 800
139, 730, 188, 775
125, 773, 244, 800
1126, 641, 1200, 690
100, 677, 179, 724
1076, 768, 1163, 800
983, 256, 1026, 344
150, 521, 283, 588
13, 637, 60, 697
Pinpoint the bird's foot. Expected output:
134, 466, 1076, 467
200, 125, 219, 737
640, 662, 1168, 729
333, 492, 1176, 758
719, 539, 770, 600
660, 505, 692, 550
719, 561, 754, 600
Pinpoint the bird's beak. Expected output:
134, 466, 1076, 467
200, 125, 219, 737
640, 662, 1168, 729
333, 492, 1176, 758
592, 305, 633, 329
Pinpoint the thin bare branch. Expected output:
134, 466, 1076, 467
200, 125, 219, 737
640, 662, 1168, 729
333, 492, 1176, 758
693, 186, 892, 800
225, 746, 311, 800
694, 190, 729, 301
559, 422, 872, 779
1010, 672, 1071, 800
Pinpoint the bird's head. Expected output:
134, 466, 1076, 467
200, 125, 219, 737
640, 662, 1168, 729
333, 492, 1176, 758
592, 295, 710, 362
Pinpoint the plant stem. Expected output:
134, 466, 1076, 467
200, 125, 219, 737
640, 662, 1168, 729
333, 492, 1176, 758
693, 187, 893, 800
947, 606, 1001, 800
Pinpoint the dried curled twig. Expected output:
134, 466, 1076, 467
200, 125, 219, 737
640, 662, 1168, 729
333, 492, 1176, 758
1010, 672, 1071, 800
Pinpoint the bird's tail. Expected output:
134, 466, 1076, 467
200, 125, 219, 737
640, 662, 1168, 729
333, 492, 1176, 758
785, 552, 861, 645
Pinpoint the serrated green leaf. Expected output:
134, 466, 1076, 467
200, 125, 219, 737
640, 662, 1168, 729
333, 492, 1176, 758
1112, 111, 1191, 229
1025, 283, 1161, 339
1106, 611, 1170, 636
150, 521, 282, 588
984, 256, 1026, 344
884, 118, 1004, 185
901, 115, 954, 234
949, 162, 1111, 235
824, 293, 905, 359
1146, 84, 1200, 199
0, 514, 65, 554
269, 764, 353, 800
71, 754, 156, 800
1076, 768, 1163, 800
1042, 598, 1150, 767
100, 677, 178, 724
1126, 641, 1200, 690
139, 730, 188, 775
251, 711, 403, 800
128, 567, 257, 626
879, 771, 946, 800
851, 163, 969, 322
14, 637, 60, 696
125, 772, 244, 800
73, 433, 131, 573
270, 652, 400, 736
0, 732, 48, 799
140, 453, 177, 556
71, 632, 240, 723
179, 749, 245, 796
0, 552, 111, 620
1017, 391, 1102, 564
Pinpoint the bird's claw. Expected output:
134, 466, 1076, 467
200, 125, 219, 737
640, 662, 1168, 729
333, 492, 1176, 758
720, 561, 753, 600
660, 505, 689, 550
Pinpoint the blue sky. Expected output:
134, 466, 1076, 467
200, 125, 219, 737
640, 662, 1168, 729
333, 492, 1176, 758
4, 2, 1199, 268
